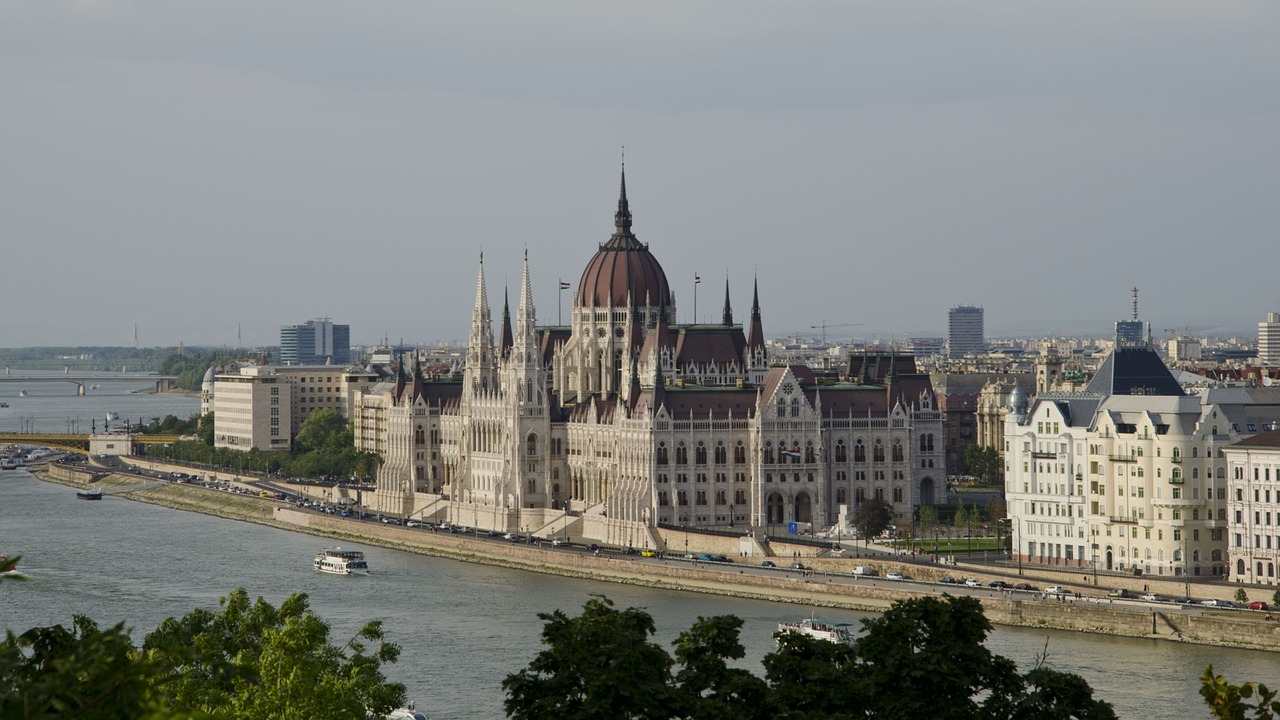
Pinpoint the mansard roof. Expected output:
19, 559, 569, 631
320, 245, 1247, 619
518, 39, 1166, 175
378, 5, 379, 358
1232, 428, 1280, 449
539, 327, 571, 365
846, 353, 920, 383
646, 386, 758, 420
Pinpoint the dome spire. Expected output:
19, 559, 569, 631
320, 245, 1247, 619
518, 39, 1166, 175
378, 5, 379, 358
615, 150, 632, 233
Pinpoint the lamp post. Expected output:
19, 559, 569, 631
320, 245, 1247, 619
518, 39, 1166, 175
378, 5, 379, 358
1016, 517, 1023, 576
729, 504, 735, 529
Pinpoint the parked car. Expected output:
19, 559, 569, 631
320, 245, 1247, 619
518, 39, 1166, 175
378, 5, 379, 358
1013, 583, 1036, 591
640, 549, 657, 557
1202, 598, 1236, 609
1108, 588, 1133, 599
790, 562, 806, 570
1173, 597, 1195, 604
1248, 601, 1270, 611
853, 566, 877, 577
1044, 586, 1067, 595
988, 580, 1010, 589
885, 572, 905, 581
761, 561, 777, 568
551, 537, 567, 547
964, 578, 982, 588
939, 576, 959, 584
1141, 593, 1160, 602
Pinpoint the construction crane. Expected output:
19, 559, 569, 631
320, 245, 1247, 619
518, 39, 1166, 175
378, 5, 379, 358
810, 321, 865, 344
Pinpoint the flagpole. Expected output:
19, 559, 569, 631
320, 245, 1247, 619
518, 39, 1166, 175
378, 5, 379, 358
693, 272, 699, 324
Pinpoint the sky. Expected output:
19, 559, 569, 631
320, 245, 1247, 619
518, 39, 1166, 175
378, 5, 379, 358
3, 1, 1278, 349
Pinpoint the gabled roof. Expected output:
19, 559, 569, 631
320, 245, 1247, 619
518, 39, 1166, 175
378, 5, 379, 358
673, 326, 747, 368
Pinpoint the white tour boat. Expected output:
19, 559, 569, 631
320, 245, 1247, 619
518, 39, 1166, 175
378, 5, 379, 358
314, 547, 370, 575
776, 617, 856, 646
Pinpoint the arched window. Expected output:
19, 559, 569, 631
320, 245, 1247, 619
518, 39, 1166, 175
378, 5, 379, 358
791, 398, 800, 417
714, 442, 727, 464
526, 434, 538, 457
1237, 559, 1246, 575
695, 443, 707, 465
836, 487, 847, 504
763, 442, 774, 465
656, 443, 668, 465
805, 442, 815, 464
734, 442, 746, 464
415, 425, 425, 444
892, 440, 904, 463
835, 441, 847, 463
676, 443, 688, 465
873, 441, 885, 463
854, 440, 866, 463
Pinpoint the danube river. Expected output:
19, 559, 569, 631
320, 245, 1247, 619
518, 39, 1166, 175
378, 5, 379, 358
1, 472, 1273, 719
0, 370, 199, 434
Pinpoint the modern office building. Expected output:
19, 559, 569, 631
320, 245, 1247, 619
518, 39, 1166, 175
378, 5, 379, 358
209, 364, 378, 451
1259, 312, 1280, 367
948, 306, 985, 357
280, 319, 351, 365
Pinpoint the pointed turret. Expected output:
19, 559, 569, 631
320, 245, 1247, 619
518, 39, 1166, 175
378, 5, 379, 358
615, 165, 632, 234
464, 253, 497, 395
747, 277, 764, 351
393, 349, 407, 402
499, 287, 513, 360
722, 277, 733, 326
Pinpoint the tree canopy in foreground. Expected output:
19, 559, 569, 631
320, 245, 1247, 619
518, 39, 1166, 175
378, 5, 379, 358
0, 588, 405, 720
505, 594, 1118, 720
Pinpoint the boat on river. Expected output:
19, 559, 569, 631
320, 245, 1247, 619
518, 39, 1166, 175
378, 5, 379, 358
776, 617, 856, 646
314, 547, 369, 575
76, 489, 103, 500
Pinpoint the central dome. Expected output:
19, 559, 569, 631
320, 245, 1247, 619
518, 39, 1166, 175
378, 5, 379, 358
576, 171, 670, 309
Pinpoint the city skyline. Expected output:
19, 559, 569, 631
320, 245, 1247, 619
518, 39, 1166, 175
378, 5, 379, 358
3, 3, 1278, 347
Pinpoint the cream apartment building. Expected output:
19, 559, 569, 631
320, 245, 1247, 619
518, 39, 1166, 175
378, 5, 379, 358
211, 364, 379, 451
1224, 428, 1280, 587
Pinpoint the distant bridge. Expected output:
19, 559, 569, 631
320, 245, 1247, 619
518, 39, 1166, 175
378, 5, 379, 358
0, 433, 185, 452
0, 375, 179, 395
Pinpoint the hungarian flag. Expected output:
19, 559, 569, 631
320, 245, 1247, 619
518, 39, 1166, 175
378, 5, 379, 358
780, 448, 802, 460
559, 280, 571, 290
694, 274, 701, 284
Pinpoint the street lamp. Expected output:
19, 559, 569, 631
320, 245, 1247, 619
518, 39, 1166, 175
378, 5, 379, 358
729, 504, 735, 528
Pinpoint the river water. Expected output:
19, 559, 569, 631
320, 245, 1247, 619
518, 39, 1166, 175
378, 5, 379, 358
0, 370, 199, 434
0, 390, 1273, 718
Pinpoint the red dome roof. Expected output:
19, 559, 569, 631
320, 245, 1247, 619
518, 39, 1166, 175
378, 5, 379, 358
576, 171, 670, 309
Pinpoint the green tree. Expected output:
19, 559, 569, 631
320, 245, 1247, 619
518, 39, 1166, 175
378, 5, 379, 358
1236, 588, 1249, 604
854, 498, 894, 545
503, 595, 677, 720
964, 444, 990, 480
917, 505, 939, 548
0, 616, 172, 720
1201, 665, 1280, 719
293, 409, 351, 454
672, 615, 769, 720
1273, 588, 1280, 608
142, 588, 405, 719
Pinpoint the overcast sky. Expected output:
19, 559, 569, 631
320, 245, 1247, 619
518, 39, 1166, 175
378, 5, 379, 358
3, 2, 1277, 349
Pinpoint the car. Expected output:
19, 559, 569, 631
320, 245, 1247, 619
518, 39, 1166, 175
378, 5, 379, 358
1202, 598, 1236, 609
622, 547, 638, 555
885, 571, 905, 581
640, 549, 657, 557
587, 544, 600, 553
1248, 601, 1270, 611
939, 576, 959, 585
551, 537, 567, 547
502, 533, 519, 542
406, 520, 420, 527
988, 580, 1010, 589
761, 561, 777, 568
1141, 593, 1160, 602
853, 566, 877, 577
709, 554, 731, 563
964, 578, 982, 588
790, 562, 806, 570
1173, 597, 1195, 604
1013, 583, 1036, 591
1108, 588, 1133, 599
1045, 586, 1066, 595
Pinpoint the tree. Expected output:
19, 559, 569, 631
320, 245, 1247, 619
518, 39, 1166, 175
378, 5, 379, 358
293, 409, 351, 454
917, 505, 939, 548
671, 615, 769, 720
1201, 665, 1280, 719
1235, 588, 1249, 604
142, 588, 405, 719
854, 498, 894, 545
0, 615, 171, 720
503, 596, 677, 720
1273, 587, 1280, 608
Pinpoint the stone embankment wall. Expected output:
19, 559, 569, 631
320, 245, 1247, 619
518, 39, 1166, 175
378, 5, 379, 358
45, 463, 107, 484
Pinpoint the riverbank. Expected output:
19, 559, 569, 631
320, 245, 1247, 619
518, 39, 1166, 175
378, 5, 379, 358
28, 464, 1280, 653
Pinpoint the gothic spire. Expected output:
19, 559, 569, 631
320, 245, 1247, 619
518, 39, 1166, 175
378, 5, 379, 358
722, 276, 733, 326
747, 275, 765, 351
614, 163, 632, 234
500, 286, 513, 359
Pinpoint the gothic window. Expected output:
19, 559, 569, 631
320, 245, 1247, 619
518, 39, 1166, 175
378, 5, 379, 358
526, 434, 538, 457
734, 489, 746, 504
415, 425, 425, 444
855, 487, 865, 504
715, 489, 727, 505
873, 441, 885, 463
678, 491, 688, 506
893, 487, 903, 503
656, 443, 668, 465
659, 491, 669, 506
676, 443, 688, 465
836, 487, 847, 504
763, 442, 774, 464
790, 398, 800, 417
835, 440, 847, 463
777, 398, 785, 417
805, 443, 815, 464
892, 440, 904, 463
854, 440, 866, 463
695, 491, 707, 505
875, 488, 885, 502
714, 443, 727, 464
734, 442, 746, 464
695, 443, 707, 465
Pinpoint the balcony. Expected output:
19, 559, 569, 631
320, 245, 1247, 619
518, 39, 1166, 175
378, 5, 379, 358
1109, 516, 1138, 524
1170, 456, 1182, 464
1108, 455, 1138, 463
1031, 451, 1057, 459
1151, 497, 1204, 508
